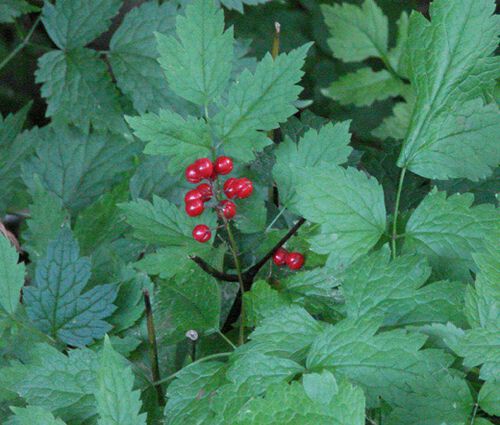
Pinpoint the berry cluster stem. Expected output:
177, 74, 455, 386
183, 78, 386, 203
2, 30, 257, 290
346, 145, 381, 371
223, 218, 246, 345
391, 167, 407, 259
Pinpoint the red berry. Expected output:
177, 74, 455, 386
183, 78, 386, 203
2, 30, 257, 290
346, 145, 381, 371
185, 164, 202, 184
273, 247, 288, 266
219, 200, 236, 219
185, 199, 204, 217
235, 178, 253, 199
223, 178, 239, 199
286, 252, 304, 270
194, 158, 214, 180
214, 156, 233, 175
192, 224, 211, 243
196, 183, 213, 202
184, 189, 203, 204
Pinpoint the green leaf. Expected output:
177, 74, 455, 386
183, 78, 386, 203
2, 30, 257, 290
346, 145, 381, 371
24, 228, 118, 347
372, 94, 414, 140
273, 122, 352, 209
9, 406, 66, 425
213, 44, 310, 161
323, 68, 404, 107
234, 380, 365, 425
156, 0, 234, 106
0, 1, 38, 23
403, 189, 500, 281
244, 280, 291, 327
397, 0, 500, 180
96, 336, 147, 425
479, 380, 500, 416
322, 0, 388, 62
218, 0, 269, 13
110, 2, 190, 114
0, 234, 24, 314
388, 11, 410, 77
295, 166, 386, 270
157, 271, 221, 342
5, 343, 99, 423
22, 125, 138, 213
302, 370, 338, 405
41, 0, 121, 50
23, 179, 67, 263
126, 110, 212, 174
36, 49, 125, 133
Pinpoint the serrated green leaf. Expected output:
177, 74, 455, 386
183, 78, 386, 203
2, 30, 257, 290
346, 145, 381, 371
403, 189, 500, 281
244, 280, 291, 327
0, 235, 24, 314
41, 0, 121, 50
302, 370, 338, 405
218, 0, 269, 13
9, 406, 66, 425
213, 44, 310, 161
126, 110, 212, 174
22, 125, 138, 213
24, 228, 118, 347
36, 49, 126, 133
324, 68, 404, 107
156, 0, 234, 106
372, 95, 414, 140
479, 380, 500, 416
274, 122, 352, 209
295, 166, 386, 270
110, 2, 191, 114
322, 0, 388, 62
388, 11, 410, 77
157, 271, 221, 342
96, 336, 147, 425
234, 380, 365, 425
397, 0, 500, 180
0, 1, 38, 23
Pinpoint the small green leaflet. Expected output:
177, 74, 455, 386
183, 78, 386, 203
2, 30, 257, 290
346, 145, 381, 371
323, 68, 404, 107
96, 336, 147, 425
479, 380, 500, 416
244, 280, 290, 327
41, 0, 121, 50
295, 166, 386, 270
0, 0, 38, 24
9, 406, 66, 425
0, 235, 24, 314
213, 44, 310, 161
372, 92, 414, 140
126, 110, 212, 174
109, 2, 187, 114
22, 125, 139, 213
273, 121, 352, 210
302, 370, 338, 405
36, 49, 125, 133
156, 0, 234, 106
24, 228, 118, 347
217, 0, 270, 14
403, 189, 500, 282
397, 0, 500, 180
322, 0, 388, 63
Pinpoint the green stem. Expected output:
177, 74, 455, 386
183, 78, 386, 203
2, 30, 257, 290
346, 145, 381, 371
0, 15, 41, 73
265, 207, 286, 233
217, 330, 237, 350
151, 352, 232, 387
391, 167, 407, 259
469, 403, 478, 425
224, 219, 246, 345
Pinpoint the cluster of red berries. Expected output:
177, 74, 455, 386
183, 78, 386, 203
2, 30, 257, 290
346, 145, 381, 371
272, 247, 305, 270
183, 156, 253, 243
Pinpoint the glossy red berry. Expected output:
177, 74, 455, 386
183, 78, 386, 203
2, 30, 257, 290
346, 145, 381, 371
219, 200, 236, 219
185, 199, 204, 217
223, 178, 239, 199
286, 252, 304, 270
214, 156, 233, 175
235, 178, 253, 199
184, 189, 203, 204
185, 164, 202, 184
194, 158, 214, 180
196, 183, 213, 202
192, 224, 211, 243
273, 247, 288, 266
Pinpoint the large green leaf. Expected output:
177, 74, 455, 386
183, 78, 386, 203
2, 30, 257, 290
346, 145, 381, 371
0, 235, 24, 314
96, 336, 147, 425
213, 44, 310, 161
24, 228, 118, 347
397, 0, 500, 180
295, 166, 386, 270
9, 406, 66, 425
41, 0, 121, 50
156, 0, 234, 106
403, 189, 500, 281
